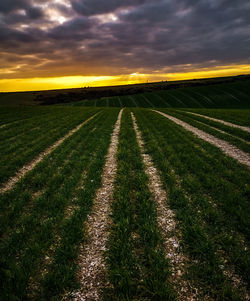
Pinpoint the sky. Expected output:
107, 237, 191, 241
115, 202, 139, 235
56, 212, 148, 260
0, 0, 250, 92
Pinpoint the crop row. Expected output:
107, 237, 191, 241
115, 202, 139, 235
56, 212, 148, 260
0, 107, 100, 185
0, 108, 249, 300
159, 109, 250, 154
180, 108, 250, 127
0, 106, 70, 126
72, 79, 250, 108
0, 108, 120, 300
105, 110, 175, 300
133, 109, 249, 299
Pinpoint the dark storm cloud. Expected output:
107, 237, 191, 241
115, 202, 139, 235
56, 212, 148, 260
48, 17, 95, 40
0, 0, 29, 13
0, 0, 44, 29
0, 0, 44, 18
26, 6, 44, 19
71, 0, 150, 16
0, 0, 250, 79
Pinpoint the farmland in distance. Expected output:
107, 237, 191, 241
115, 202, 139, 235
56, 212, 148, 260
69, 77, 250, 108
0, 78, 250, 300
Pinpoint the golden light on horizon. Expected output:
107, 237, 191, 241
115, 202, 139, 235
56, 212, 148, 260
1, 0, 249, 96
0, 64, 250, 93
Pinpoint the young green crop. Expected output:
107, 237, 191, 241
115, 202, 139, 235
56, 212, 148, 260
105, 109, 175, 300
174, 109, 250, 141
70, 79, 250, 108
0, 109, 120, 301
1, 103, 249, 300
0, 107, 99, 185
0, 106, 57, 126
180, 108, 250, 127
159, 109, 250, 154
133, 108, 250, 299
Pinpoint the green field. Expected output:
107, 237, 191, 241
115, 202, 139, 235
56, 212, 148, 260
1, 81, 250, 300
1, 76, 250, 109
71, 79, 250, 108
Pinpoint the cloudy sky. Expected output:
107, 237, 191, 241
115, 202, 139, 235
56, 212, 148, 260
0, 0, 250, 91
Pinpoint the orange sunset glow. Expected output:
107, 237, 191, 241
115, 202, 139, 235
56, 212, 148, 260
0, 0, 250, 91
0, 64, 250, 92
1, 1, 250, 300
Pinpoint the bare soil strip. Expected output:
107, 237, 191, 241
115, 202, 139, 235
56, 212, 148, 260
191, 119, 250, 145
0, 120, 23, 129
194, 92, 214, 105
131, 112, 198, 300
118, 96, 122, 107
169, 93, 185, 106
184, 111, 250, 133
0, 113, 99, 193
142, 95, 154, 107
153, 110, 250, 169
129, 95, 138, 107
0, 119, 30, 130
70, 109, 123, 301
26, 168, 90, 299
218, 250, 250, 300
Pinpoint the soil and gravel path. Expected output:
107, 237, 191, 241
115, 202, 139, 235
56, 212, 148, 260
70, 109, 123, 301
0, 119, 28, 130
182, 118, 250, 145
0, 124, 7, 129
184, 111, 250, 133
153, 110, 250, 169
0, 113, 99, 193
131, 112, 198, 300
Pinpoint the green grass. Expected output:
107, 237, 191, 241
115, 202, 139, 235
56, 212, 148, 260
132, 108, 250, 300
180, 108, 250, 127
71, 79, 250, 109
1, 103, 249, 300
174, 109, 250, 141
0, 106, 58, 126
0, 109, 119, 301
158, 109, 250, 154
105, 109, 175, 300
0, 107, 100, 185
